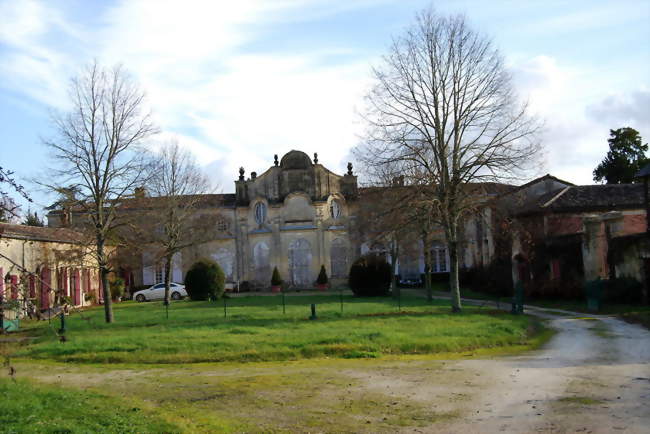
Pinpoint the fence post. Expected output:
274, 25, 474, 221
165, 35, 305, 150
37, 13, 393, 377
340, 288, 343, 315
58, 311, 66, 335
223, 297, 227, 318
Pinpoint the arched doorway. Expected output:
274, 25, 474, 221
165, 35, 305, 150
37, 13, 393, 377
253, 242, 270, 284
289, 238, 312, 287
330, 238, 347, 278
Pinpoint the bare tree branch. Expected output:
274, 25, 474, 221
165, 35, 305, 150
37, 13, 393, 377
355, 8, 542, 312
42, 61, 158, 323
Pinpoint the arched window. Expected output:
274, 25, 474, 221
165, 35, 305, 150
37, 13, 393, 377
330, 238, 347, 278
288, 238, 312, 287
253, 242, 270, 283
254, 202, 267, 225
330, 200, 341, 219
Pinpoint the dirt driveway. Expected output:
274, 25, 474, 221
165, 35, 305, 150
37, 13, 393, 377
13, 308, 650, 433
393, 312, 650, 433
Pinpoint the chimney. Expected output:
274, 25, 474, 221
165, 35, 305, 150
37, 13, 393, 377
134, 187, 146, 199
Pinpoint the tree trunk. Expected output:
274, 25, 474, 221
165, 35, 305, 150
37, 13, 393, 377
97, 237, 114, 323
423, 233, 432, 301
164, 253, 173, 304
448, 223, 462, 313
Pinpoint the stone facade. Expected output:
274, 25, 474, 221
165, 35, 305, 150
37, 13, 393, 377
0, 223, 106, 317
123, 150, 359, 289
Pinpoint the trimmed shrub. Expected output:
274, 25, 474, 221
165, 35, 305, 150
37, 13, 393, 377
317, 265, 328, 285
271, 267, 282, 286
603, 276, 643, 303
184, 259, 225, 301
348, 254, 391, 296
110, 277, 125, 300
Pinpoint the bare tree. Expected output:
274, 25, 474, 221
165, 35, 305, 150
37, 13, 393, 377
44, 61, 158, 323
146, 140, 212, 304
356, 9, 540, 312
0, 166, 31, 222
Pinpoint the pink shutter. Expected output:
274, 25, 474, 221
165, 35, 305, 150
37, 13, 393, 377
41, 268, 51, 310
10, 275, 18, 299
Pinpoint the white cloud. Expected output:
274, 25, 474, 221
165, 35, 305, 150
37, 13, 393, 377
507, 55, 637, 185
586, 88, 650, 133
90, 0, 377, 191
2, 0, 647, 191
0, 0, 82, 107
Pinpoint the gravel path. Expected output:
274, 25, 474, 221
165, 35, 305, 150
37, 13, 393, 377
379, 295, 650, 433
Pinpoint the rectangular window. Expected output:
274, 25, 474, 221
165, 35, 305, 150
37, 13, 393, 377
432, 247, 448, 273
155, 264, 167, 284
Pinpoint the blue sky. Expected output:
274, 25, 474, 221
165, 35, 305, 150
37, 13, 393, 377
1, 0, 649, 216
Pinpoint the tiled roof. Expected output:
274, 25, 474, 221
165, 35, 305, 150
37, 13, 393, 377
0, 223, 88, 243
116, 193, 237, 209
48, 193, 237, 214
517, 184, 645, 215
358, 182, 515, 197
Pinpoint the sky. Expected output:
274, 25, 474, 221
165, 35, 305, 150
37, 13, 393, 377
1, 0, 649, 216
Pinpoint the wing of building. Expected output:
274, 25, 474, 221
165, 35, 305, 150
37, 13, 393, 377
43, 151, 650, 300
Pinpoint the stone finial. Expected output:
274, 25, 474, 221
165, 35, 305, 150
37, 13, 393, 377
274, 154, 279, 166
239, 167, 245, 181
251, 171, 257, 179
313, 152, 318, 164
347, 162, 353, 175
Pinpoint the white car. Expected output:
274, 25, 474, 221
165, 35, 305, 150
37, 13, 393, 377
133, 282, 187, 302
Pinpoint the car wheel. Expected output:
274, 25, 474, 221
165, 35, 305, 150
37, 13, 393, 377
136, 294, 146, 302
171, 292, 181, 300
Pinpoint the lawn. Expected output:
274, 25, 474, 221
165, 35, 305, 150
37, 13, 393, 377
0, 378, 182, 433
12, 294, 542, 364
2, 294, 551, 433
430, 286, 650, 318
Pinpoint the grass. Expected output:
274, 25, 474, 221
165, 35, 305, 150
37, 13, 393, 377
557, 396, 605, 405
11, 294, 541, 364
430, 286, 650, 318
2, 294, 553, 433
619, 311, 650, 329
0, 378, 182, 433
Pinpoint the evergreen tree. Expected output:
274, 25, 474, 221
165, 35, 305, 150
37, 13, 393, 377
22, 209, 44, 227
593, 127, 648, 184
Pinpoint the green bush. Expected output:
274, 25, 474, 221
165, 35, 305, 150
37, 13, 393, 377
271, 267, 282, 286
317, 265, 328, 285
184, 259, 225, 300
348, 254, 391, 296
603, 276, 643, 303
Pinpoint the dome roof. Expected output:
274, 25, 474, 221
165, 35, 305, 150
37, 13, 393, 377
280, 150, 312, 170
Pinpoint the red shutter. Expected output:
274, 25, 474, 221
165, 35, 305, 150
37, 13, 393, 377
10, 275, 18, 299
